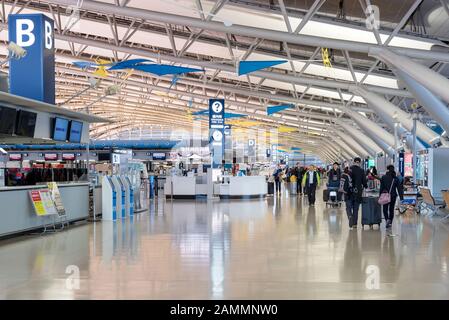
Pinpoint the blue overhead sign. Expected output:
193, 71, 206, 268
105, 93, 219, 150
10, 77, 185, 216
209, 99, 225, 168
9, 14, 55, 104
209, 99, 225, 129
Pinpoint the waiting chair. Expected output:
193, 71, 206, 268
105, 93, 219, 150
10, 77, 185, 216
441, 190, 449, 222
419, 187, 445, 217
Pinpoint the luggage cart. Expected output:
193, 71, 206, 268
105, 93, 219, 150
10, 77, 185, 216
324, 187, 342, 208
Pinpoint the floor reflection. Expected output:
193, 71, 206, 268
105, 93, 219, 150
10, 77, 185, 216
0, 190, 449, 299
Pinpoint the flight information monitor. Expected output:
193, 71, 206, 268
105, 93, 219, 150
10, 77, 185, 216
0, 106, 17, 135
69, 120, 83, 143
15, 110, 37, 138
53, 117, 69, 141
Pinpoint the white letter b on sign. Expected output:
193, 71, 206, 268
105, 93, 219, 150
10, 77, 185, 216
44, 20, 53, 50
16, 19, 35, 47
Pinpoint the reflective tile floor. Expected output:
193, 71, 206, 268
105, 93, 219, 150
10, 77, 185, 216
1, 188, 449, 299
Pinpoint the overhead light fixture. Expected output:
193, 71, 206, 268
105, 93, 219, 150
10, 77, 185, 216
0, 147, 8, 155
105, 84, 121, 96
0, 41, 27, 67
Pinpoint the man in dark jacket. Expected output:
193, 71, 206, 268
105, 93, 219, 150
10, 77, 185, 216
347, 157, 368, 229
296, 164, 305, 195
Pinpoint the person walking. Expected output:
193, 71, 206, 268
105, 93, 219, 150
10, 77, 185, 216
340, 167, 355, 229
297, 165, 305, 195
346, 158, 368, 229
327, 162, 341, 189
302, 165, 321, 206
379, 165, 404, 229
273, 164, 283, 195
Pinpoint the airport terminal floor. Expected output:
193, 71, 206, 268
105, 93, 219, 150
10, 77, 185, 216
1, 187, 449, 300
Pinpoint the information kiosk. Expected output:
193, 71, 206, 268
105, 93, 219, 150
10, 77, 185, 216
101, 176, 117, 221
111, 175, 126, 219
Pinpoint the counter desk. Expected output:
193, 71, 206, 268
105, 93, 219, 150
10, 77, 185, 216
219, 176, 267, 199
164, 176, 208, 199
0, 182, 90, 238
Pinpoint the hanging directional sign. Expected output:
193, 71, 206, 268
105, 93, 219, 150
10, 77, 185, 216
238, 60, 287, 76
267, 104, 295, 116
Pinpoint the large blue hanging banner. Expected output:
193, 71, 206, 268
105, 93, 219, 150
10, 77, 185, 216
267, 104, 295, 116
209, 99, 225, 168
238, 60, 287, 76
9, 14, 55, 104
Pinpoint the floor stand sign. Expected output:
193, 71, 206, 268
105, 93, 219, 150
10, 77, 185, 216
29, 187, 63, 234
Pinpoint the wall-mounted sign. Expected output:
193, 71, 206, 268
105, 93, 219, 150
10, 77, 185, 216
399, 152, 405, 177
152, 153, 166, 161
9, 14, 55, 104
9, 154, 22, 161
62, 153, 76, 161
112, 153, 120, 164
44, 153, 58, 161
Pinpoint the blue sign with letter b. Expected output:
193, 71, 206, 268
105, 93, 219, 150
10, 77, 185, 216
9, 14, 55, 104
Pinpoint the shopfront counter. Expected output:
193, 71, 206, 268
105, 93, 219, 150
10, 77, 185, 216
219, 176, 267, 199
0, 182, 90, 238
164, 176, 208, 199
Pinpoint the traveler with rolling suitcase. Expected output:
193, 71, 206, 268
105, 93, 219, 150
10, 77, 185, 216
340, 158, 368, 229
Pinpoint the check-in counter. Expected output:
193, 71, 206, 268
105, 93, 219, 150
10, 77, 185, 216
0, 182, 90, 238
219, 176, 267, 199
164, 176, 208, 199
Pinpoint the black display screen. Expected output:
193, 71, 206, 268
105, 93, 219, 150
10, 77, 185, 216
0, 106, 18, 134
15, 110, 37, 137
98, 153, 111, 162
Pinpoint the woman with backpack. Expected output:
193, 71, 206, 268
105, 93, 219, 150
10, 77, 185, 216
379, 165, 404, 229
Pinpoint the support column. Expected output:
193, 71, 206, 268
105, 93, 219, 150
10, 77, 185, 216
395, 69, 449, 138
351, 85, 442, 147
333, 130, 371, 157
339, 104, 396, 156
322, 143, 344, 160
323, 140, 351, 160
329, 136, 358, 158
337, 120, 383, 155
369, 47, 449, 105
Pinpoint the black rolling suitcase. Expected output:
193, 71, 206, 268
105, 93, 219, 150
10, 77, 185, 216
361, 196, 382, 228
268, 182, 274, 195
323, 189, 329, 202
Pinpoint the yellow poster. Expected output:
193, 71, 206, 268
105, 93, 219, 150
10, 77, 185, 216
30, 190, 47, 216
